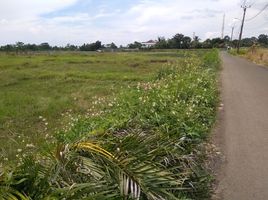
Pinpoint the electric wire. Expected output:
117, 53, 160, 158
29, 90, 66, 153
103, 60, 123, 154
246, 3, 268, 21
249, 0, 258, 7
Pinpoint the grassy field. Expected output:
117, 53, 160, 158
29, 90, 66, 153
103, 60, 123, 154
229, 47, 268, 66
0, 51, 181, 161
0, 50, 220, 199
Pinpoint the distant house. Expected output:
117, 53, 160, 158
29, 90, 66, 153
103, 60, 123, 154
104, 44, 113, 48
141, 40, 157, 48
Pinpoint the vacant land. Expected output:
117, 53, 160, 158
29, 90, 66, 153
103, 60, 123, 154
1, 50, 220, 199
229, 47, 268, 66
0, 51, 180, 161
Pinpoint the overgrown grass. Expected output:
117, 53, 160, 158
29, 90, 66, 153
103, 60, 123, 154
228, 48, 247, 56
0, 49, 220, 199
229, 47, 268, 66
0, 51, 181, 161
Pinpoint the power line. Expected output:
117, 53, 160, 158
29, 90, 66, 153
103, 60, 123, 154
246, 3, 268, 21
244, 21, 268, 30
249, 0, 258, 7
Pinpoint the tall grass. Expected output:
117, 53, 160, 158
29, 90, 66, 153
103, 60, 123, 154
229, 47, 268, 66
0, 52, 181, 161
0, 50, 220, 199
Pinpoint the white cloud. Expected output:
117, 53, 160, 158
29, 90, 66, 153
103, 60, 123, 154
0, 0, 79, 20
115, 0, 267, 42
0, 0, 267, 45
205, 31, 221, 39
0, 19, 8, 25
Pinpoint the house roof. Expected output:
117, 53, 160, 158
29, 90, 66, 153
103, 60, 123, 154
142, 40, 157, 44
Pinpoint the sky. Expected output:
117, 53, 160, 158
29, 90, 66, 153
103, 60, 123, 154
0, 0, 267, 46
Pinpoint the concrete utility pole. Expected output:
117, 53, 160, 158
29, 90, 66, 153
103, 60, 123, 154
237, 4, 250, 53
221, 13, 225, 39
231, 26, 235, 41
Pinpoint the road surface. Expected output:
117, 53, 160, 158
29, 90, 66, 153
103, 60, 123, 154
216, 52, 268, 200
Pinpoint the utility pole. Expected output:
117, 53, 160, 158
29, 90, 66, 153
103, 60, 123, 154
221, 13, 225, 39
231, 26, 235, 41
237, 4, 250, 53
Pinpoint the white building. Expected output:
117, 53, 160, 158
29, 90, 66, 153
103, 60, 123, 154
141, 40, 157, 48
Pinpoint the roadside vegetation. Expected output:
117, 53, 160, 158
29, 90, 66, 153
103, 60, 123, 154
0, 51, 182, 161
229, 47, 268, 67
228, 34, 268, 66
0, 49, 220, 199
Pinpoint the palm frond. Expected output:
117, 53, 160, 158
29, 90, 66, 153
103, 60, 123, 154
0, 172, 30, 200
60, 132, 191, 200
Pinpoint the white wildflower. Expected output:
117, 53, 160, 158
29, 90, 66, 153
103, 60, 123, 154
26, 144, 35, 148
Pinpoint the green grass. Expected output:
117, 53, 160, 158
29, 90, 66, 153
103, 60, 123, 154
0, 51, 183, 162
228, 48, 247, 56
0, 49, 220, 199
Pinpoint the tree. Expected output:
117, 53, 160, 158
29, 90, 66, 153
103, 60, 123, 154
80, 43, 90, 51
15, 42, 25, 51
181, 36, 191, 49
39, 43, 51, 51
95, 41, 102, 50
223, 36, 231, 42
110, 42, 118, 49
250, 37, 258, 43
170, 33, 184, 49
211, 38, 225, 48
128, 41, 142, 49
155, 37, 169, 49
191, 36, 202, 49
25, 44, 38, 51
258, 34, 268, 45
231, 39, 239, 48
80, 41, 102, 51
241, 37, 255, 47
202, 39, 212, 48
168, 34, 193, 49
65, 44, 78, 51
0, 44, 15, 52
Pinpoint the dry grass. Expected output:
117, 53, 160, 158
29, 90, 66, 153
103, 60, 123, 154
244, 47, 268, 66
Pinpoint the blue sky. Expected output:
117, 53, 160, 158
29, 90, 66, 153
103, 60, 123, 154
0, 0, 267, 45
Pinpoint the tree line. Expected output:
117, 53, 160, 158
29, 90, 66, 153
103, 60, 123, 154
0, 34, 267, 52
0, 41, 115, 52
127, 33, 268, 49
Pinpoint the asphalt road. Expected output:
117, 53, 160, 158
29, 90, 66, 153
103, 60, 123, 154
216, 52, 268, 200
